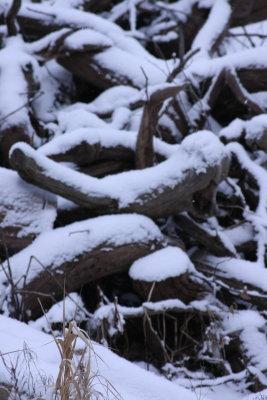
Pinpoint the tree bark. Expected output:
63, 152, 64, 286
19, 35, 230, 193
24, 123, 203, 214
10, 142, 229, 219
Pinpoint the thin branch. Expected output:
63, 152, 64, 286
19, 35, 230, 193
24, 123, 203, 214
0, 92, 43, 123
6, 0, 22, 36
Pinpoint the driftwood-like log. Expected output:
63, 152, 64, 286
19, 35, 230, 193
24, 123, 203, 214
58, 52, 134, 89
135, 84, 187, 169
42, 140, 134, 166
80, 160, 134, 178
132, 273, 206, 304
10, 137, 229, 219
23, 241, 163, 318
6, 214, 166, 318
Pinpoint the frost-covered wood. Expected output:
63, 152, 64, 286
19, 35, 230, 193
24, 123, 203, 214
10, 131, 229, 218
0, 168, 56, 256
0, 214, 166, 317
0, 37, 40, 166
129, 247, 208, 303
1, 0, 267, 394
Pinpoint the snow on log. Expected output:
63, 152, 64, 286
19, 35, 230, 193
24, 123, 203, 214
0, 167, 56, 256
194, 254, 267, 310
21, 4, 168, 89
220, 114, 267, 152
0, 36, 40, 166
129, 247, 207, 303
38, 127, 177, 167
187, 47, 267, 93
10, 131, 229, 219
174, 214, 236, 257
0, 214, 166, 318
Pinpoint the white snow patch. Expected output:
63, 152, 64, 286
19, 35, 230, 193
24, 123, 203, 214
29, 293, 87, 333
223, 310, 265, 334
0, 167, 56, 237
129, 246, 194, 282
0, 315, 211, 400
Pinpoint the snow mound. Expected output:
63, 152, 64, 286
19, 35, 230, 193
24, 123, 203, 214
0, 167, 56, 238
0, 315, 210, 400
129, 246, 195, 282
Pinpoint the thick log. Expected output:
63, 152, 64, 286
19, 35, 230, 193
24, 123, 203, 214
38, 127, 175, 170
80, 160, 134, 178
10, 131, 229, 219
2, 214, 166, 318
129, 247, 209, 304
40, 137, 135, 166
0, 167, 56, 257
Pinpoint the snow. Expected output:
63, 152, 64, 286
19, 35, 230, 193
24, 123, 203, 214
222, 310, 265, 334
0, 36, 39, 132
222, 310, 267, 373
220, 114, 267, 143
86, 85, 139, 115
0, 214, 164, 287
63, 28, 113, 50
57, 109, 108, 132
0, 315, 212, 400
198, 255, 267, 292
129, 246, 194, 282
0, 167, 56, 238
223, 223, 254, 247
191, 0, 231, 54
32, 60, 73, 123
10, 130, 226, 211
186, 46, 267, 81
93, 47, 167, 88
19, 3, 123, 35
38, 127, 178, 159
29, 293, 87, 333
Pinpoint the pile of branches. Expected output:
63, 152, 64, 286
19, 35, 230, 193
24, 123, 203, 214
1, 0, 267, 394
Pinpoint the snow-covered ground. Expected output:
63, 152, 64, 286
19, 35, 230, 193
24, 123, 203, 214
0, 314, 266, 400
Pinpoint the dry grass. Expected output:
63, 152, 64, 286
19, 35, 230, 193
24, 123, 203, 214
48, 319, 122, 400
53, 320, 101, 400
0, 313, 122, 399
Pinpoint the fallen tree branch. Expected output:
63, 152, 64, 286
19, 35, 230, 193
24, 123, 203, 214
10, 132, 229, 219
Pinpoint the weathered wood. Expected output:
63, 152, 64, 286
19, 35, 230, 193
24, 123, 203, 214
10, 139, 229, 219
135, 84, 187, 169
174, 214, 236, 258
0, 167, 56, 257
45, 141, 134, 166
10, 144, 119, 213
58, 52, 134, 89
132, 273, 206, 304
22, 241, 163, 318
80, 160, 134, 177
